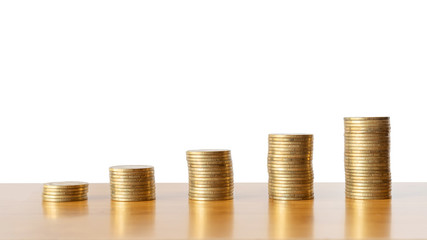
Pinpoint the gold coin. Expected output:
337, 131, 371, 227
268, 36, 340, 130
345, 196, 391, 200
43, 198, 88, 202
269, 181, 313, 186
344, 117, 389, 120
345, 141, 390, 145
189, 183, 233, 187
187, 167, 233, 171
189, 196, 233, 201
345, 153, 389, 157
186, 156, 231, 160
345, 167, 390, 171
189, 194, 233, 199
189, 175, 233, 180
110, 188, 155, 193
189, 179, 233, 183
189, 192, 233, 196
268, 190, 313, 195
188, 174, 233, 179
344, 135, 390, 139
110, 186, 155, 191
187, 166, 232, 171
109, 175, 154, 180
42, 195, 88, 199
345, 180, 391, 185
346, 184, 391, 189
110, 180, 155, 185
186, 149, 230, 154
268, 191, 314, 196
268, 187, 313, 192
268, 169, 313, 174
110, 177, 155, 182
268, 158, 312, 163
188, 168, 233, 174
268, 165, 312, 169
269, 176, 314, 181
111, 192, 155, 196
110, 185, 155, 190
268, 154, 313, 159
269, 133, 312, 137
43, 181, 88, 188
268, 144, 312, 148
268, 139, 312, 143
109, 173, 154, 178
344, 125, 390, 129
188, 172, 233, 177
345, 191, 391, 196
269, 182, 313, 186
110, 187, 155, 192
345, 143, 389, 148
110, 191, 155, 195
345, 157, 389, 161
187, 162, 232, 166
189, 190, 233, 195
268, 167, 312, 172
345, 165, 390, 170
346, 188, 391, 193
43, 187, 88, 192
345, 194, 391, 200
268, 193, 314, 198
345, 129, 390, 133
268, 151, 313, 155
268, 161, 312, 166
109, 165, 153, 171
42, 192, 87, 197
111, 197, 155, 202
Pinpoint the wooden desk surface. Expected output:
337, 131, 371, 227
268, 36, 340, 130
0, 183, 426, 240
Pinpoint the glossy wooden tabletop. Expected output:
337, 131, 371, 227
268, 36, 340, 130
0, 183, 426, 239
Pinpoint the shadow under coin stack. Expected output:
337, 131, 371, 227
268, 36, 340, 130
268, 134, 314, 200
344, 117, 391, 199
109, 165, 156, 201
186, 150, 234, 201
43, 181, 88, 202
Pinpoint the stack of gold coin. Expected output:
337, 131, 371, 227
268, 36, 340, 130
344, 117, 391, 199
109, 165, 156, 201
186, 149, 234, 201
268, 134, 314, 200
43, 181, 88, 202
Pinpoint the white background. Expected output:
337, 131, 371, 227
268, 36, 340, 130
0, 0, 426, 183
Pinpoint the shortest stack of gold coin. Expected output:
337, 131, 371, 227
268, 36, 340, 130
43, 181, 89, 202
187, 149, 234, 201
109, 165, 156, 201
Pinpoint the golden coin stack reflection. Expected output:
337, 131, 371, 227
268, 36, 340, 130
268, 134, 314, 200
43, 181, 88, 202
186, 150, 234, 200
344, 117, 391, 199
109, 165, 156, 201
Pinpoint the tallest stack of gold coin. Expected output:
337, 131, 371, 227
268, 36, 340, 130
344, 117, 391, 199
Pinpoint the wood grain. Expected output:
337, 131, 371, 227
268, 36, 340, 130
0, 183, 426, 239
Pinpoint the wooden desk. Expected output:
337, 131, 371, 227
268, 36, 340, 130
0, 183, 426, 239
